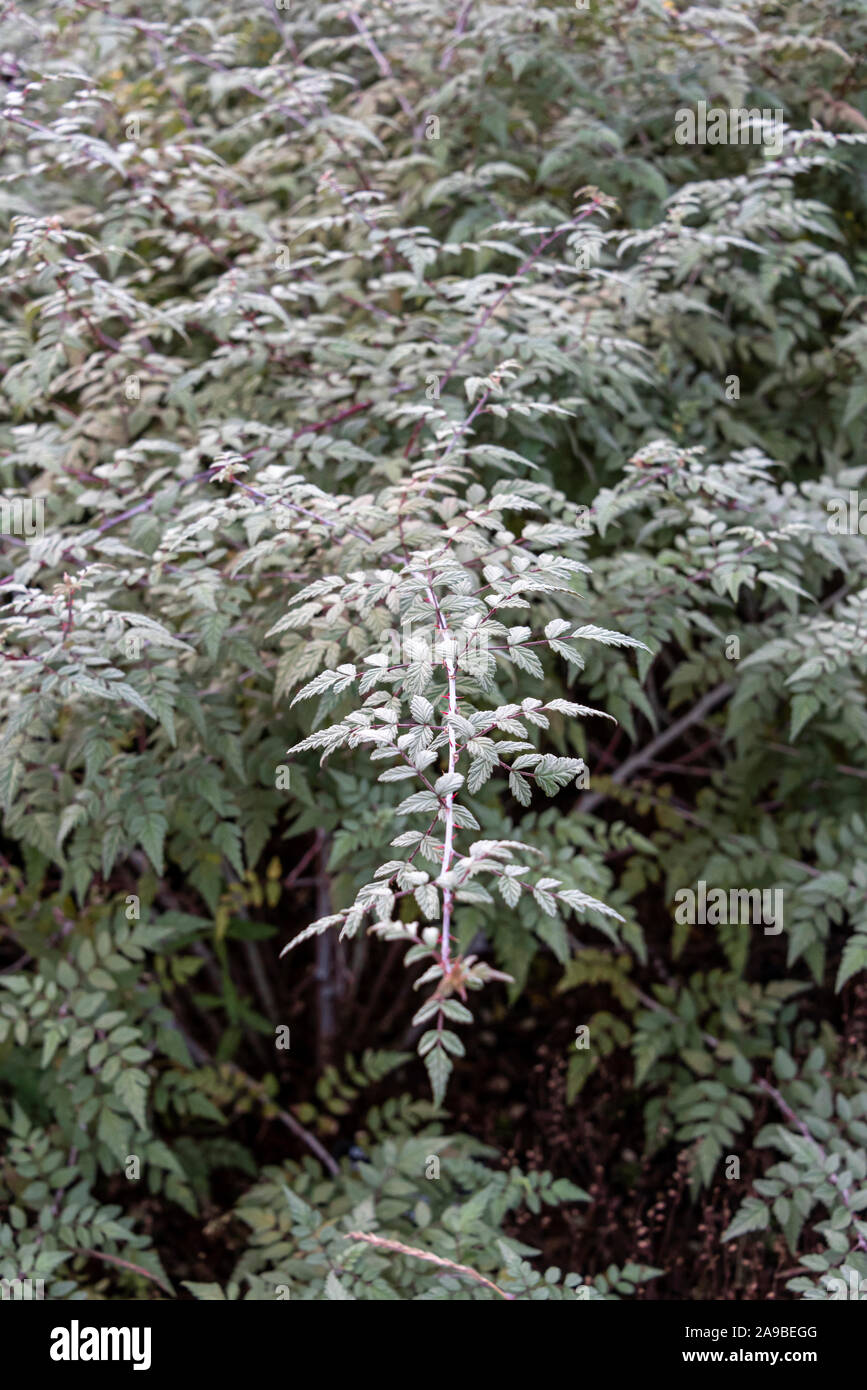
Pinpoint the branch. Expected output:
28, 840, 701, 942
577, 681, 732, 815
222, 1061, 340, 1178
74, 1247, 173, 1296
344, 1231, 515, 1299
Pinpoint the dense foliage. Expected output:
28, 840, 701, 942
0, 0, 866, 1300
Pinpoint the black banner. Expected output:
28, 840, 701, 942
2, 1296, 862, 1377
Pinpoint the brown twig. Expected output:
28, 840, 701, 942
314, 829, 338, 1068
577, 682, 733, 815
74, 1247, 173, 1296
344, 1231, 515, 1298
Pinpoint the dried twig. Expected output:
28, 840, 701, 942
577, 681, 732, 815
74, 1247, 173, 1296
344, 1231, 515, 1298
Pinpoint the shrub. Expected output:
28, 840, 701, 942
1, 0, 866, 1300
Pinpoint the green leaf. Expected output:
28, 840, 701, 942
97, 1105, 131, 1162
424, 1044, 452, 1106
723, 1198, 769, 1242
115, 1068, 150, 1129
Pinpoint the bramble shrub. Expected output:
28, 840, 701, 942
0, 0, 866, 1301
